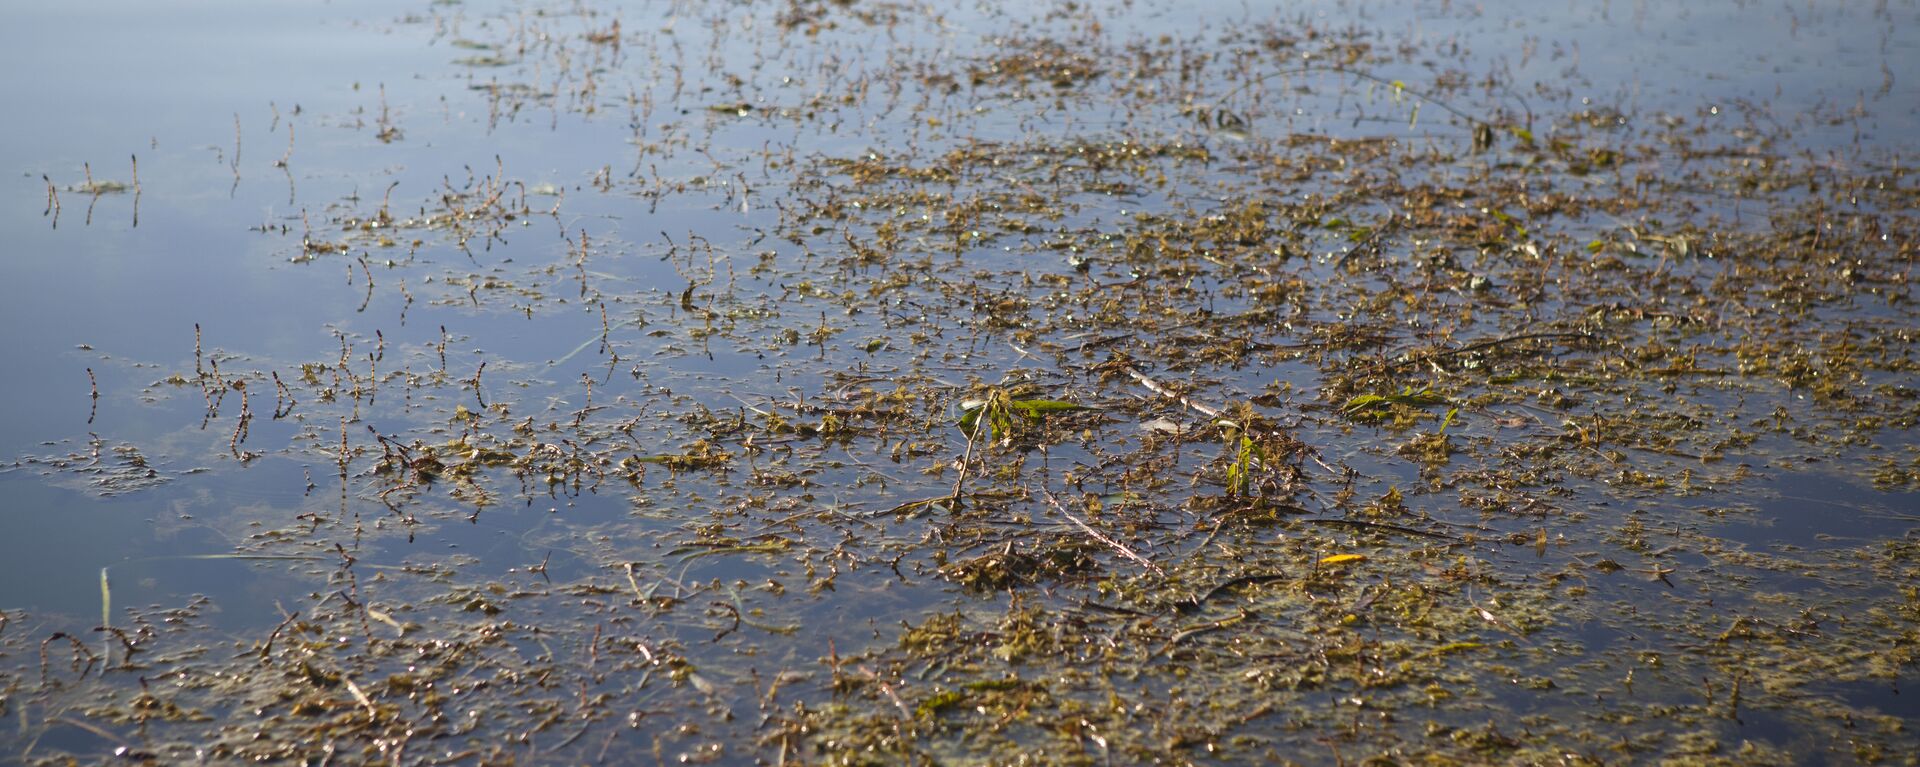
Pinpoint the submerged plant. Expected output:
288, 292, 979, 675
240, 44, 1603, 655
956, 386, 1090, 444
1215, 402, 1304, 499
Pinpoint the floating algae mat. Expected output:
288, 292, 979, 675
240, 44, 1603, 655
1, 0, 1917, 763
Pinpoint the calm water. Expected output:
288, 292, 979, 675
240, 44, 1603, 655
2, 0, 1916, 762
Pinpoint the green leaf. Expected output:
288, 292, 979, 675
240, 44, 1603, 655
1389, 387, 1447, 407
960, 398, 1092, 438
1008, 399, 1091, 414
1341, 394, 1390, 414
916, 690, 968, 718
1343, 387, 1447, 416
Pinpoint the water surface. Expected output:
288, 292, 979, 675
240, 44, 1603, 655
3, 0, 1916, 763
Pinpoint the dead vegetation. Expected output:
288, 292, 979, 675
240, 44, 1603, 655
4, 0, 1917, 764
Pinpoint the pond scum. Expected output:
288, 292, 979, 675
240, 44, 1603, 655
5, 1, 1918, 764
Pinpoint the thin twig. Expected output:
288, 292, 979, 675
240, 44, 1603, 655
1041, 487, 1163, 576
1208, 65, 1493, 130
1124, 365, 1342, 476
1123, 365, 1220, 419
1381, 331, 1590, 373
1304, 517, 1459, 541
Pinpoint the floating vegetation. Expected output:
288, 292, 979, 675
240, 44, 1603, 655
956, 389, 1092, 442
3, 0, 1917, 764
5, 436, 172, 496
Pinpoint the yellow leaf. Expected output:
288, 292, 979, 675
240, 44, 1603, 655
1319, 554, 1368, 566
